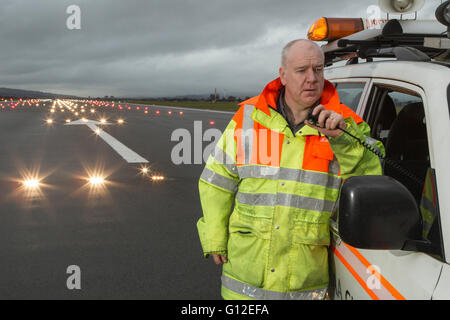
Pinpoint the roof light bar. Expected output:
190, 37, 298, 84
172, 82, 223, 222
308, 18, 365, 41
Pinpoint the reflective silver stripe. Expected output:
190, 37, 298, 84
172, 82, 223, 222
328, 156, 340, 176
237, 165, 342, 190
242, 105, 255, 164
236, 191, 336, 212
211, 146, 238, 175
222, 275, 327, 300
200, 168, 239, 192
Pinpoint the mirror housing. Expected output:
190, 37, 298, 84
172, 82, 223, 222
338, 175, 422, 250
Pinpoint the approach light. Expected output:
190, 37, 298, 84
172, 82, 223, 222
23, 179, 40, 189
89, 176, 105, 186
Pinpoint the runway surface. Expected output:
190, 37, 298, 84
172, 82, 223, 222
0, 99, 235, 299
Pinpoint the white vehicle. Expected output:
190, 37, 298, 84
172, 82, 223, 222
307, 0, 450, 299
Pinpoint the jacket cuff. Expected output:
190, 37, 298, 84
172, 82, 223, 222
328, 117, 361, 147
203, 250, 228, 259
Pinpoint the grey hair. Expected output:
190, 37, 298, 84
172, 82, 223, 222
281, 39, 324, 67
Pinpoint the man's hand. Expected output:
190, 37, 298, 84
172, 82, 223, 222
304, 104, 347, 138
211, 254, 228, 265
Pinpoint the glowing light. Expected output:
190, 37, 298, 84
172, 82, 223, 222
100, 118, 106, 124
151, 175, 165, 181
23, 179, 40, 189
117, 119, 124, 124
89, 176, 105, 186
46, 119, 53, 124
65, 119, 71, 123
209, 121, 215, 125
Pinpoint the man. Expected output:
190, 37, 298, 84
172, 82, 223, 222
197, 39, 384, 300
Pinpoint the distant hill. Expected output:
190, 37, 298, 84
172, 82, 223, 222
0, 87, 78, 99
123, 92, 257, 101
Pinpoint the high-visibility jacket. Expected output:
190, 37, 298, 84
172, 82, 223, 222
420, 168, 437, 239
197, 78, 384, 300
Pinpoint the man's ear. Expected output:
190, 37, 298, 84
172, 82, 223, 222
279, 67, 287, 85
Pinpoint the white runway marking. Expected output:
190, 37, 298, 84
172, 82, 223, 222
66, 119, 149, 163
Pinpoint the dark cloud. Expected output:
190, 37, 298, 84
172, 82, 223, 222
0, 0, 440, 97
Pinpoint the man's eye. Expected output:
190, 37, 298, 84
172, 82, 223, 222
297, 69, 306, 73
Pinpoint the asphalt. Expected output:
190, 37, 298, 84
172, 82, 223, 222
0, 99, 235, 299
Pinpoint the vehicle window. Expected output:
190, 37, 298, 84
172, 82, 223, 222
367, 86, 444, 260
388, 91, 422, 114
334, 83, 365, 111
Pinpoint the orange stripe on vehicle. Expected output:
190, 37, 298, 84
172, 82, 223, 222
331, 244, 380, 300
344, 243, 406, 300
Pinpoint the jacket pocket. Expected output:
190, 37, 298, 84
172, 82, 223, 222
289, 219, 330, 291
302, 136, 335, 173
224, 210, 271, 288
292, 219, 330, 246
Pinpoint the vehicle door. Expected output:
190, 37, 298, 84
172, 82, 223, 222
329, 78, 445, 300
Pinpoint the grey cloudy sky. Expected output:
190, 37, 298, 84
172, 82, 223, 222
0, 0, 441, 98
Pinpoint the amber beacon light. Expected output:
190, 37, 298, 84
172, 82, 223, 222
307, 17, 364, 41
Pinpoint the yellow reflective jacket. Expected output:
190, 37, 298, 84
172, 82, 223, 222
197, 78, 384, 300
420, 168, 437, 239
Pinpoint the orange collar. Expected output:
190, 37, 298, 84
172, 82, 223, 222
251, 77, 341, 116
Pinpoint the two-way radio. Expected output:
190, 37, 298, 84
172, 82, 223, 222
306, 108, 425, 186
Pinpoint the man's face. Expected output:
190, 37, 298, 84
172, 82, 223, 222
279, 44, 324, 108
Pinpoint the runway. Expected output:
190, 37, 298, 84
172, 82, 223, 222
0, 99, 235, 299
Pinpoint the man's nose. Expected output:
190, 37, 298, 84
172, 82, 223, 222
305, 68, 318, 83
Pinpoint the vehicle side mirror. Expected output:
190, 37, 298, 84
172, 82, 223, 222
338, 175, 422, 250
